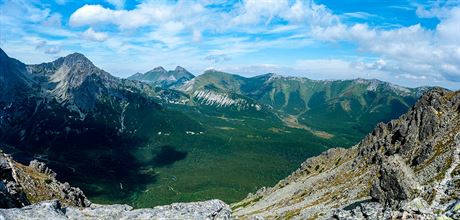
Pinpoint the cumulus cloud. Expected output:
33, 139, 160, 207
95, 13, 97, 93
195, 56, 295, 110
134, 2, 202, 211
3, 0, 460, 88
82, 28, 109, 42
69, 0, 336, 31
229, 0, 338, 26
311, 6, 460, 82
231, 0, 289, 25
69, 4, 174, 29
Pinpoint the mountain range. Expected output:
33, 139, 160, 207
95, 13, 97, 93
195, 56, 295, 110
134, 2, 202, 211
1, 85, 458, 219
0, 48, 435, 209
128, 66, 194, 89
129, 66, 428, 140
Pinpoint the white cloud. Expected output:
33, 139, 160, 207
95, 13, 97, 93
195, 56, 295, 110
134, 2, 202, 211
311, 6, 460, 83
2, 0, 460, 89
69, 4, 173, 29
69, 0, 337, 32
342, 12, 376, 19
231, 0, 288, 25
283, 0, 338, 25
69, 5, 121, 27
106, 0, 125, 9
82, 28, 109, 42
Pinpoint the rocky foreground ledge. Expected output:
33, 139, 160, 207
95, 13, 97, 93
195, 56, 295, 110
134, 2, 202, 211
0, 199, 232, 220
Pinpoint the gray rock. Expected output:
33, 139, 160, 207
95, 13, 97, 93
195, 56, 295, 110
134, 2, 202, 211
0, 200, 65, 220
29, 160, 56, 178
370, 155, 420, 208
402, 198, 432, 215
0, 199, 232, 220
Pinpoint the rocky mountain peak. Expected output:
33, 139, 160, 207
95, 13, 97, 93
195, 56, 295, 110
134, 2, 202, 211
151, 66, 167, 73
58, 53, 95, 69
173, 66, 194, 79
174, 66, 187, 72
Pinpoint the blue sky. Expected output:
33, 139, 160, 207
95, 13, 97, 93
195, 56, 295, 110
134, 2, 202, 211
1, 0, 459, 89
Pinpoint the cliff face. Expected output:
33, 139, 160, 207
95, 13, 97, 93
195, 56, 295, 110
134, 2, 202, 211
233, 88, 460, 219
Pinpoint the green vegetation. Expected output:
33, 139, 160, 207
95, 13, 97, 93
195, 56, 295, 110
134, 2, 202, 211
80, 102, 339, 207
3, 68, 424, 209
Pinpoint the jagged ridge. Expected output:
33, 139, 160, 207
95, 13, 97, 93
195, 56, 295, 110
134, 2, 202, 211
233, 88, 460, 219
127, 66, 194, 89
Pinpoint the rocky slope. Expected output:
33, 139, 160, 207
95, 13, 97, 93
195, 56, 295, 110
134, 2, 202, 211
0, 48, 208, 202
0, 151, 89, 208
233, 88, 460, 219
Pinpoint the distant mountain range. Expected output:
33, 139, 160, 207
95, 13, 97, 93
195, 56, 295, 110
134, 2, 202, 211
0, 48, 434, 207
128, 66, 194, 89
178, 69, 428, 141
130, 66, 428, 141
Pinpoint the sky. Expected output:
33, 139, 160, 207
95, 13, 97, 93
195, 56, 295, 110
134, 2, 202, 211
0, 0, 459, 89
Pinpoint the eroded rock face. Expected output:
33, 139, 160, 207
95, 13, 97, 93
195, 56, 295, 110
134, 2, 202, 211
370, 155, 421, 208
0, 152, 90, 208
0, 199, 232, 220
0, 155, 29, 208
233, 89, 460, 219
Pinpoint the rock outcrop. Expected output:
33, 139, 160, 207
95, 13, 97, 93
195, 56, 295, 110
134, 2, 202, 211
0, 199, 232, 220
233, 88, 460, 219
0, 152, 90, 208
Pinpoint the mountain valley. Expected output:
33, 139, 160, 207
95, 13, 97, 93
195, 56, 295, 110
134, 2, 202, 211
0, 48, 440, 210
